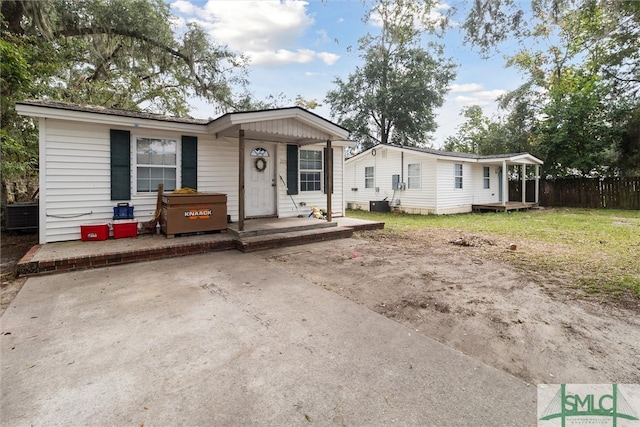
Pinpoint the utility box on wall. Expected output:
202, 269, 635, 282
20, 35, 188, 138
392, 175, 400, 190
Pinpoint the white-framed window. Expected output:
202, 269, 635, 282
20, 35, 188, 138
454, 163, 463, 189
135, 137, 178, 192
300, 149, 322, 192
408, 163, 421, 189
365, 166, 374, 189
483, 166, 490, 189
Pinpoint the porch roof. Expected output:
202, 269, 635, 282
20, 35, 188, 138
16, 100, 353, 146
347, 142, 543, 165
207, 107, 352, 146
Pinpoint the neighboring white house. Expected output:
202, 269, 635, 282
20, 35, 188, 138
344, 143, 543, 215
16, 100, 351, 244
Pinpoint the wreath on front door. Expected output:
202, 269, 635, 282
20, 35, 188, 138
254, 157, 267, 172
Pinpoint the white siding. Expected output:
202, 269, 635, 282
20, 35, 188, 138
471, 163, 501, 204
40, 119, 345, 242
276, 144, 344, 218
434, 160, 477, 214
398, 151, 437, 214
41, 121, 236, 242
197, 136, 239, 221
42, 119, 112, 243
345, 147, 437, 213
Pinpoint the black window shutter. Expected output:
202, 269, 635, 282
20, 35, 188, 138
286, 144, 298, 195
323, 147, 334, 194
181, 135, 198, 190
110, 129, 131, 200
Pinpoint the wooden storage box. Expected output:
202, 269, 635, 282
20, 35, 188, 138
160, 193, 227, 237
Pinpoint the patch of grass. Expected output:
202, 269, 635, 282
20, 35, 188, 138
348, 208, 640, 299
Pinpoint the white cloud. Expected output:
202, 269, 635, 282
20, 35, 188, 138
369, 2, 450, 30
249, 49, 315, 66
170, 0, 340, 67
171, 0, 198, 15
317, 52, 340, 65
454, 90, 507, 107
316, 29, 331, 45
449, 83, 484, 93
248, 49, 340, 67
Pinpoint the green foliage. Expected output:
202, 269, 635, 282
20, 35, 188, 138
0, 0, 249, 185
537, 70, 620, 176
326, 0, 456, 152
454, 0, 640, 177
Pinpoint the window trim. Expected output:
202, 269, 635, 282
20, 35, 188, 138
454, 163, 463, 189
407, 163, 421, 190
133, 135, 181, 194
299, 148, 323, 192
364, 166, 374, 189
483, 166, 490, 189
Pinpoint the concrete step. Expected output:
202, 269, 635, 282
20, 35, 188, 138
236, 226, 354, 253
228, 219, 336, 238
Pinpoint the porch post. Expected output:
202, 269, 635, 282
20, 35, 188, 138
326, 139, 332, 222
521, 164, 526, 203
238, 129, 245, 231
502, 160, 508, 206
535, 164, 540, 205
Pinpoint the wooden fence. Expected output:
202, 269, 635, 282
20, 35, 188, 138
509, 177, 640, 210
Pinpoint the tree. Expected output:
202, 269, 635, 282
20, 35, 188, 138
0, 0, 249, 206
537, 70, 621, 176
460, 0, 639, 176
325, 0, 456, 151
444, 105, 489, 153
1, 0, 247, 115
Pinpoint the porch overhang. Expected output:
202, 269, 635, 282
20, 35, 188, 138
207, 107, 350, 145
216, 108, 352, 232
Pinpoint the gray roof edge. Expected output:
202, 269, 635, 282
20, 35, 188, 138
16, 99, 211, 125
347, 142, 539, 162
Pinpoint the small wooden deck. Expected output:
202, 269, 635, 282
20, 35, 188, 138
472, 202, 537, 213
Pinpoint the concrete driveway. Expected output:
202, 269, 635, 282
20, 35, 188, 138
1, 251, 536, 426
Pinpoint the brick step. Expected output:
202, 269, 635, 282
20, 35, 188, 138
236, 226, 354, 253
18, 239, 236, 276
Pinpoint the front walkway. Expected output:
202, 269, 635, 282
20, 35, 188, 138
17, 217, 384, 277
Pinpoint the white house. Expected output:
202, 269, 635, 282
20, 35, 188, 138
16, 100, 351, 244
344, 143, 543, 215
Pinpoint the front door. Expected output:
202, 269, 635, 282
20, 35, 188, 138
245, 143, 276, 217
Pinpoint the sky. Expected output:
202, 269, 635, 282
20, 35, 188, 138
169, 0, 526, 149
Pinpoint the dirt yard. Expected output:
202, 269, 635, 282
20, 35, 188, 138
2, 228, 638, 385
0, 231, 37, 316
258, 229, 640, 385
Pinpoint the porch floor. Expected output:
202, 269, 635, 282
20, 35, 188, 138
17, 216, 384, 277
472, 202, 538, 212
